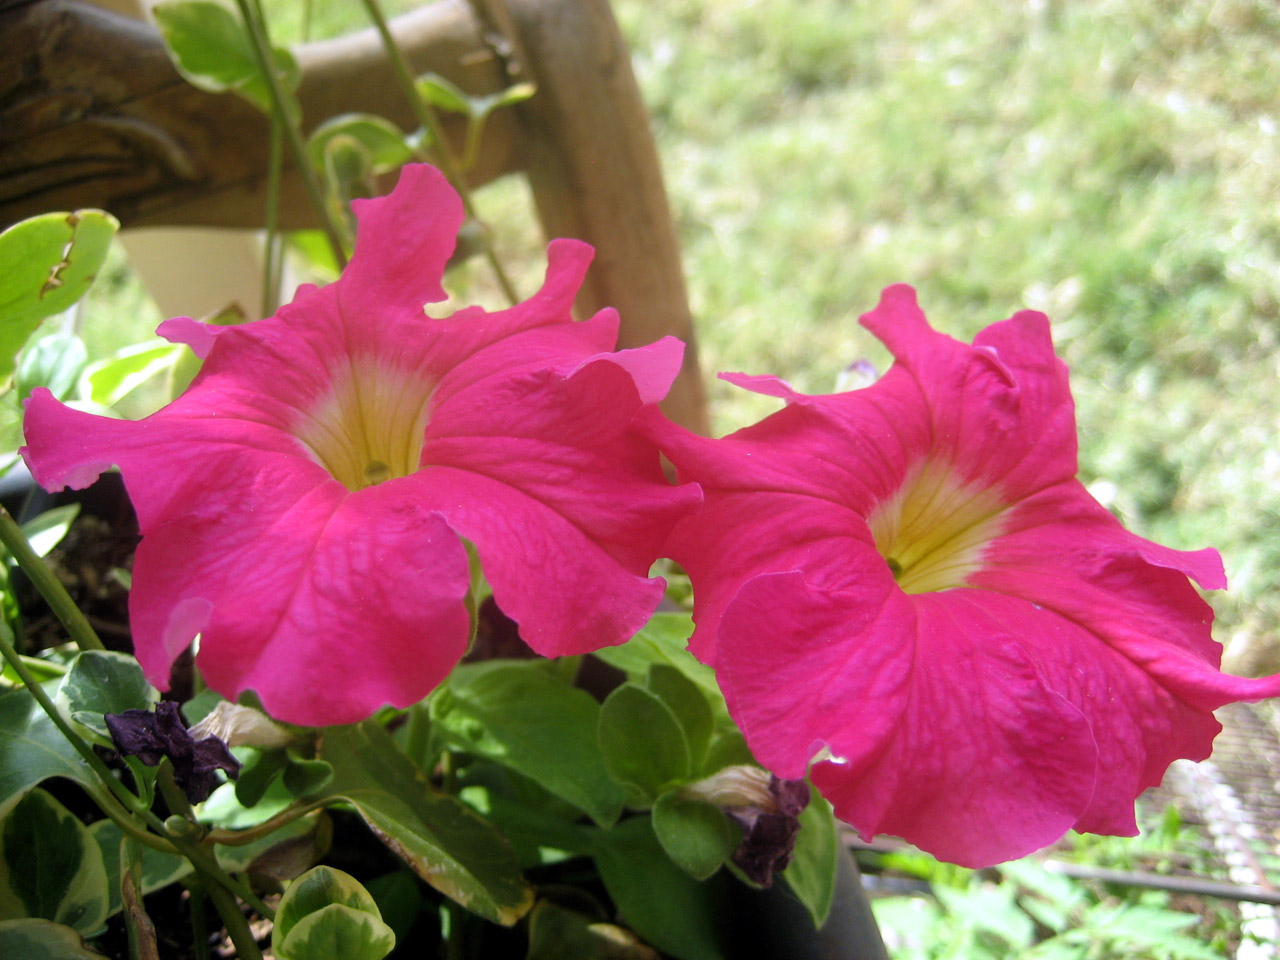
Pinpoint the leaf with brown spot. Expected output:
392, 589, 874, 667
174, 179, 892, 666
316, 721, 532, 925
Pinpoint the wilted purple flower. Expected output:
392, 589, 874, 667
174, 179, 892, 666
105, 700, 240, 803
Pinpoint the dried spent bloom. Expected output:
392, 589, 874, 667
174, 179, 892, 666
24, 165, 699, 726
105, 700, 239, 803
682, 767, 810, 887
643, 285, 1280, 867
188, 701, 293, 750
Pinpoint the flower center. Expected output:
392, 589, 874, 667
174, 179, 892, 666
292, 358, 434, 491
868, 458, 1009, 594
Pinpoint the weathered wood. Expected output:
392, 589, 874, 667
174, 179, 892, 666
0, 0, 520, 229
504, 0, 711, 435
0, 0, 709, 432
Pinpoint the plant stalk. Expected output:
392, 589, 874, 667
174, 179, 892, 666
0, 506, 103, 651
356, 0, 518, 304
262, 111, 284, 318
234, 0, 349, 269
206, 797, 328, 847
201, 869, 264, 960
188, 878, 212, 960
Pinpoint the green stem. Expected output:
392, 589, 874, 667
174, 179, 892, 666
16, 652, 68, 675
235, 0, 349, 269
0, 507, 103, 652
440, 749, 459, 794
188, 878, 212, 960
156, 760, 201, 825
445, 899, 465, 960
405, 704, 430, 764
206, 797, 328, 847
201, 868, 264, 960
121, 836, 156, 960
234, 875, 277, 922
262, 111, 284, 318
169, 830, 276, 922
356, 0, 518, 304
96, 792, 179, 855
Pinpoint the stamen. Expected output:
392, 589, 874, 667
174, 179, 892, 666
293, 358, 434, 491
870, 459, 1008, 593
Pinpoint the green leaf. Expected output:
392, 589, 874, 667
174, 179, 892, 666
16, 329, 88, 403
88, 819, 191, 919
598, 683, 690, 802
589, 817, 726, 960
593, 613, 718, 696
79, 341, 184, 408
0, 652, 68, 686
233, 747, 288, 807
0, 788, 109, 934
0, 391, 22, 478
780, 786, 838, 929
317, 721, 533, 925
0, 210, 118, 383
275, 865, 381, 941
0, 918, 110, 958
1079, 904, 1224, 960
525, 900, 659, 960
413, 73, 471, 115
153, 0, 300, 113
307, 114, 414, 173
0, 685, 104, 819
936, 883, 1036, 949
430, 661, 625, 826
471, 82, 537, 118
651, 791, 737, 881
54, 651, 159, 746
454, 762, 593, 870
275, 867, 394, 960
279, 903, 396, 960
282, 756, 333, 798
646, 664, 712, 770
199, 772, 294, 829
18, 504, 80, 560
362, 871, 423, 944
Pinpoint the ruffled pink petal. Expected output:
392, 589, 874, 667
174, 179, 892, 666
133, 481, 471, 727
637, 389, 928, 662
974, 481, 1280, 711
156, 317, 217, 358
718, 573, 1110, 867
337, 164, 461, 319
415, 354, 702, 655
21, 388, 307, 527
860, 285, 1078, 498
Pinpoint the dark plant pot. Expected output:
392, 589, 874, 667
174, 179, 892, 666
716, 847, 889, 960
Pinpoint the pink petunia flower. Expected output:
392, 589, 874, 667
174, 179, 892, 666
22, 164, 700, 727
642, 284, 1280, 867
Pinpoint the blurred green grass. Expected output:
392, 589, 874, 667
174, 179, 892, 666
88, 0, 1280, 659
615, 0, 1280, 659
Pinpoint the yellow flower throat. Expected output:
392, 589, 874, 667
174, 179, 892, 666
868, 458, 1009, 594
293, 358, 434, 491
